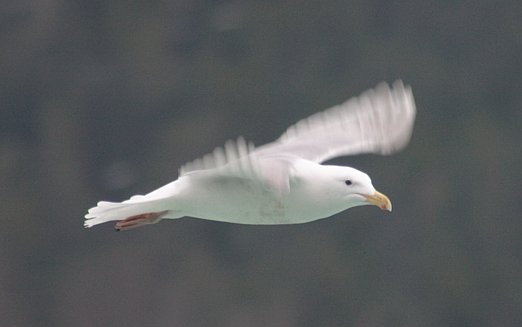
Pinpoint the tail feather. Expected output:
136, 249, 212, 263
84, 199, 170, 228
85, 180, 182, 228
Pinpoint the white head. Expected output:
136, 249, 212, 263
315, 165, 392, 213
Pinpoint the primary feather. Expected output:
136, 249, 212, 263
255, 80, 415, 163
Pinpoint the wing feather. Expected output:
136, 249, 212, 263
179, 80, 416, 177
179, 137, 256, 176
255, 80, 416, 162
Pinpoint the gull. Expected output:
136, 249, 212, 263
85, 80, 416, 231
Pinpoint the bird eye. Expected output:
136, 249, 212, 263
345, 180, 352, 186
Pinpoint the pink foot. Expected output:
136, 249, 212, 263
115, 211, 168, 231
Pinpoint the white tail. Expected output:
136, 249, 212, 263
84, 198, 171, 228
85, 179, 183, 228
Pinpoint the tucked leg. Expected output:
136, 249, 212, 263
115, 211, 168, 231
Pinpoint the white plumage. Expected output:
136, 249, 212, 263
85, 80, 416, 230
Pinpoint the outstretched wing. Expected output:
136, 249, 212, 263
254, 80, 416, 163
179, 80, 416, 177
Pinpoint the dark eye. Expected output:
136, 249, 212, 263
345, 180, 352, 186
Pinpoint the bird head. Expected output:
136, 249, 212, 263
323, 165, 392, 212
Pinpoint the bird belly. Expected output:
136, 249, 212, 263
176, 179, 319, 225
174, 171, 341, 225
180, 187, 284, 224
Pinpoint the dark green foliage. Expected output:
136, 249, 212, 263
1, 1, 521, 326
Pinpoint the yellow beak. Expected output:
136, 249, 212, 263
364, 190, 392, 212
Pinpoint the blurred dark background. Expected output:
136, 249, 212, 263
2, 1, 522, 326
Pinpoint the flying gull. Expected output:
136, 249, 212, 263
85, 80, 416, 231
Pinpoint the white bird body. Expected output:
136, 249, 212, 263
164, 159, 375, 224
85, 81, 416, 230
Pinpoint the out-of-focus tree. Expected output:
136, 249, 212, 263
1, 0, 521, 326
